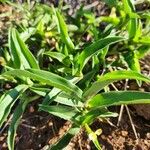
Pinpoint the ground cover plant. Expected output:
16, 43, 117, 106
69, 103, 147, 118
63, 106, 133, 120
0, 0, 150, 149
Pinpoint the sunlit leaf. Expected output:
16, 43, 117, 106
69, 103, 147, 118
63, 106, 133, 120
76, 36, 125, 74
84, 70, 150, 100
3, 69, 83, 99
87, 91, 150, 108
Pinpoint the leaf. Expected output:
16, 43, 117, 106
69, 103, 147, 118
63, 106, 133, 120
123, 0, 139, 39
87, 91, 150, 108
9, 28, 21, 68
124, 51, 140, 73
103, 0, 118, 7
136, 45, 150, 59
85, 124, 102, 150
42, 88, 61, 105
128, 18, 138, 39
83, 70, 150, 100
30, 86, 50, 97
55, 9, 74, 51
50, 125, 80, 150
3, 69, 83, 99
7, 100, 28, 150
9, 28, 39, 69
44, 51, 66, 63
0, 84, 28, 127
76, 36, 125, 74
39, 105, 80, 122
20, 27, 36, 42
81, 108, 118, 125
138, 37, 150, 45
42, 76, 83, 106
123, 0, 135, 15
53, 94, 84, 107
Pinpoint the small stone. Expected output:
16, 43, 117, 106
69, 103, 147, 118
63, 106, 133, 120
29, 106, 34, 113
146, 133, 150, 139
121, 131, 128, 137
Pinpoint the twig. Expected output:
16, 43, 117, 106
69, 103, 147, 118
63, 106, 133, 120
0, 114, 13, 135
83, 1, 99, 10
117, 79, 128, 126
125, 105, 138, 139
117, 105, 124, 126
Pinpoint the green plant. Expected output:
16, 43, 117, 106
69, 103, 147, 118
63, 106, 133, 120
0, 0, 150, 149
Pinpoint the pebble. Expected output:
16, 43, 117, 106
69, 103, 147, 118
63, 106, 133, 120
146, 133, 150, 139
121, 131, 128, 137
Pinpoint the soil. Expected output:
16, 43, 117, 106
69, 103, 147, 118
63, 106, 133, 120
0, 1, 150, 150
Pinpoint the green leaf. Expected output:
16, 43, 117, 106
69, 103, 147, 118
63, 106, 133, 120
42, 76, 83, 106
9, 28, 21, 68
87, 91, 150, 108
3, 69, 83, 99
123, 0, 135, 15
122, 0, 139, 39
0, 84, 28, 127
81, 108, 118, 125
39, 105, 80, 122
103, 0, 118, 7
84, 70, 150, 100
53, 94, 84, 107
9, 28, 39, 69
128, 18, 138, 39
76, 36, 125, 74
85, 124, 102, 150
7, 100, 28, 150
136, 45, 150, 58
55, 9, 74, 51
50, 125, 80, 150
124, 51, 140, 73
44, 51, 66, 63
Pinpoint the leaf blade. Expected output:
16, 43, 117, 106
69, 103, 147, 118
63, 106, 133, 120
84, 70, 150, 100
88, 91, 150, 108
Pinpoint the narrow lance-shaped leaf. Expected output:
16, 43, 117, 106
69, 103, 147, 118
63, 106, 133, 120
15, 29, 39, 69
9, 28, 39, 69
87, 91, 150, 108
7, 100, 28, 150
80, 108, 118, 125
9, 28, 21, 68
39, 105, 80, 123
0, 84, 28, 127
3, 69, 83, 99
55, 9, 74, 51
84, 70, 150, 100
123, 0, 138, 39
44, 51, 66, 62
123, 0, 135, 15
76, 36, 125, 74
